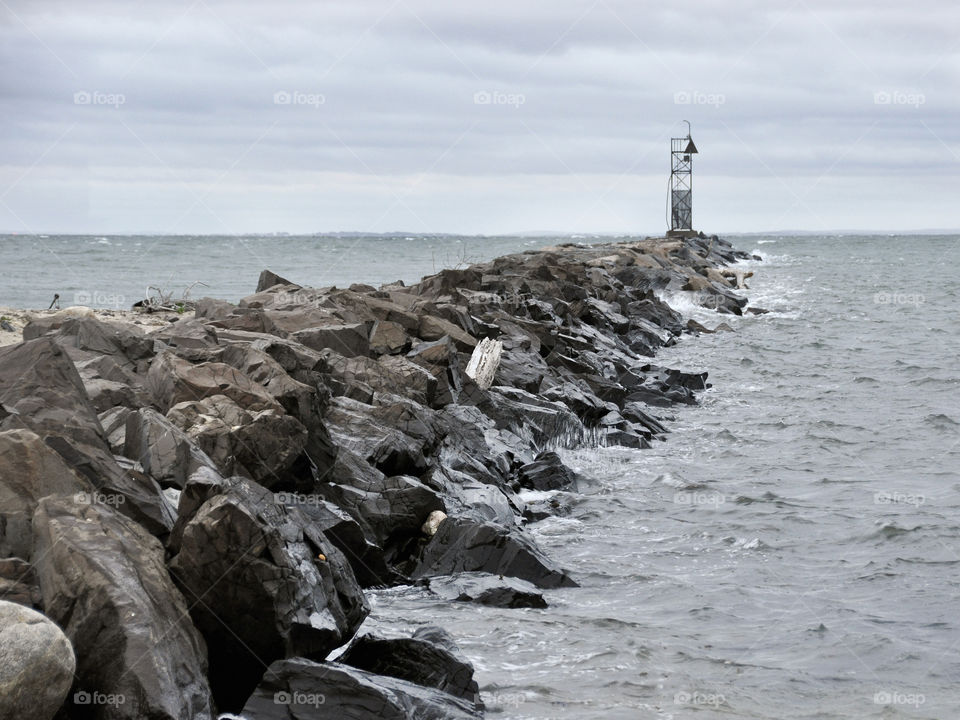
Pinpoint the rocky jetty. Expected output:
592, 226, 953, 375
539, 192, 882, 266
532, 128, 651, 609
0, 233, 753, 717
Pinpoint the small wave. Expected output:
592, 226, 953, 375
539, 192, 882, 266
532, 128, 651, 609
924, 413, 959, 429
867, 524, 923, 541
724, 536, 768, 550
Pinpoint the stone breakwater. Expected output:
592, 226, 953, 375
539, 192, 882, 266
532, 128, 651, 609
0, 233, 754, 719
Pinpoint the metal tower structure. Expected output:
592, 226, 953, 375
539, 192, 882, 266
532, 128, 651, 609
668, 120, 698, 233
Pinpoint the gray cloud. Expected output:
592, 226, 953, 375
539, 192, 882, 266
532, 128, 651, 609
1, 0, 958, 233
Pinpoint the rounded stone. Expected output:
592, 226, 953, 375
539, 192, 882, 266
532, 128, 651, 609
0, 600, 76, 720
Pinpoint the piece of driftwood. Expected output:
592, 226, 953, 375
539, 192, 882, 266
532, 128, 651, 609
464, 337, 503, 390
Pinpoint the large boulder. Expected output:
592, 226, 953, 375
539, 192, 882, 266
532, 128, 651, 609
0, 337, 175, 538
168, 476, 368, 711
0, 600, 75, 720
340, 626, 482, 707
324, 396, 429, 476
293, 323, 370, 357
32, 495, 214, 720
167, 394, 308, 488
240, 658, 481, 719
0, 428, 92, 558
122, 407, 221, 489
425, 572, 547, 609
516, 451, 582, 492
412, 516, 578, 589
146, 350, 279, 413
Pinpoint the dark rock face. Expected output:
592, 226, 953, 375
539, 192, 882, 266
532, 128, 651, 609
32, 495, 214, 720
0, 338, 175, 539
516, 451, 582, 492
412, 517, 578, 589
240, 658, 482, 719
0, 429, 91, 558
426, 573, 548, 609
168, 476, 368, 711
122, 407, 221, 489
340, 626, 482, 707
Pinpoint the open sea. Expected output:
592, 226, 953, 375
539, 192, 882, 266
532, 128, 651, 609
3, 233, 958, 719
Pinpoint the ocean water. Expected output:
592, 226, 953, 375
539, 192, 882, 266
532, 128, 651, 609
4, 233, 958, 718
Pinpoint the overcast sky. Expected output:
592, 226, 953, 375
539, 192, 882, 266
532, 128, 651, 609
1, 0, 957, 235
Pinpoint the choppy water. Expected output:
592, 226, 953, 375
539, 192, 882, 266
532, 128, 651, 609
363, 235, 960, 719
4, 233, 959, 718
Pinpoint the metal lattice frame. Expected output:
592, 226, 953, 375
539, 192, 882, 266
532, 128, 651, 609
670, 136, 694, 231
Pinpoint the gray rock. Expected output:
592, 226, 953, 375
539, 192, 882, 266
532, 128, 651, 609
426, 572, 548, 609
0, 429, 91, 558
168, 476, 368, 711
340, 626, 482, 707
0, 337, 175, 539
0, 600, 76, 720
412, 516, 578, 589
33, 495, 214, 720
122, 407, 221, 489
240, 658, 481, 719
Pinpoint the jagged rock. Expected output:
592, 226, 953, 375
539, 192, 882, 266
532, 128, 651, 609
321, 350, 435, 407
167, 394, 308, 487
240, 658, 481, 719
486, 386, 584, 447
0, 558, 42, 609
20, 307, 95, 340
317, 447, 444, 551
418, 314, 477, 353
294, 323, 371, 357
369, 319, 411, 355
0, 337, 175, 538
122, 407, 221, 489
426, 572, 548, 609
412, 516, 577, 589
325, 396, 430, 476
407, 336, 463, 407
516, 451, 582, 492
148, 317, 221, 352
256, 268, 296, 292
340, 626, 482, 707
0, 600, 76, 720
541, 381, 614, 426
622, 401, 669, 436
33, 495, 214, 720
217, 342, 339, 478
168, 476, 368, 711
147, 348, 281, 413
286, 496, 396, 587
0, 429, 91, 558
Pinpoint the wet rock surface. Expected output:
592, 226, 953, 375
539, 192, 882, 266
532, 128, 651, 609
0, 234, 750, 716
